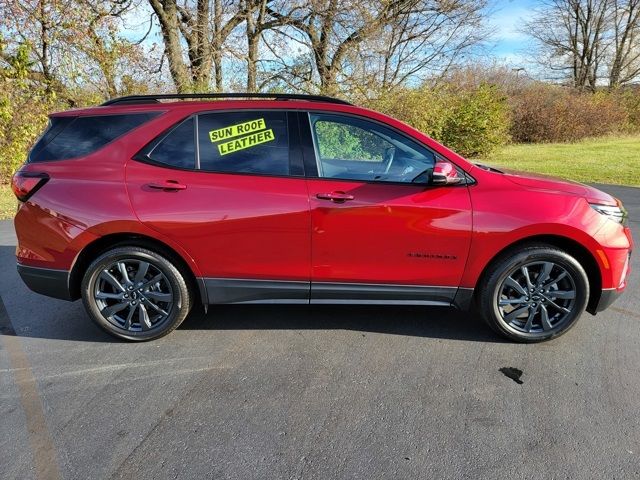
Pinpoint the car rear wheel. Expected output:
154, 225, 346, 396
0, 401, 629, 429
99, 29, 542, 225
81, 246, 192, 341
478, 244, 589, 342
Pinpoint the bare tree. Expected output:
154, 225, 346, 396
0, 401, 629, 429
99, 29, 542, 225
608, 0, 640, 86
0, 0, 152, 100
0, 0, 68, 92
148, 0, 246, 92
242, 0, 291, 91
523, 0, 611, 91
266, 0, 422, 94
67, 0, 158, 98
362, 0, 489, 92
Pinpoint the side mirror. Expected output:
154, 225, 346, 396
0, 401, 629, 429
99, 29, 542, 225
431, 161, 463, 185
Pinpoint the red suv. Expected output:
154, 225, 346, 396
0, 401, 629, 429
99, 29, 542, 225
12, 93, 633, 342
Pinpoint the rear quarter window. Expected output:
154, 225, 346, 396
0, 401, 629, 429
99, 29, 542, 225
145, 117, 196, 169
29, 112, 160, 163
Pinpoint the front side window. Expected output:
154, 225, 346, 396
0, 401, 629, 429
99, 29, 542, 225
197, 111, 289, 175
309, 113, 435, 183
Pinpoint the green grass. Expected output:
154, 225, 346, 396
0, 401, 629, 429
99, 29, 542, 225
0, 185, 16, 220
485, 135, 640, 186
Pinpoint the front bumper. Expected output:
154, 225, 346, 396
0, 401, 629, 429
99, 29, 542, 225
594, 288, 623, 312
17, 264, 73, 301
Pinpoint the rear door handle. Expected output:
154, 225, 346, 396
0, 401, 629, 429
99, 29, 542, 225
147, 180, 187, 191
316, 191, 354, 203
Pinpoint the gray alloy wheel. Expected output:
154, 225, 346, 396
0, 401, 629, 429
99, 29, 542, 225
478, 244, 589, 343
81, 246, 192, 341
497, 261, 577, 334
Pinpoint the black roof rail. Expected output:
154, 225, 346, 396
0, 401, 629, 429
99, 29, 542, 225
101, 92, 352, 106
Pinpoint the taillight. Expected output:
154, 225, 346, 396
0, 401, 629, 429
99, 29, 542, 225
11, 171, 49, 202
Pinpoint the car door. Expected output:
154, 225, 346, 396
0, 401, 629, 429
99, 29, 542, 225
126, 109, 311, 303
301, 112, 473, 304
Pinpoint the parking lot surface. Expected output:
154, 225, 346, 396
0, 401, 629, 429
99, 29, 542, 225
1, 184, 639, 479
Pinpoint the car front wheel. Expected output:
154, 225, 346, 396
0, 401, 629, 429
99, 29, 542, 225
81, 246, 192, 341
478, 244, 589, 342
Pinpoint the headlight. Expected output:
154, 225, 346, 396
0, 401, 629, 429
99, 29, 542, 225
590, 201, 628, 225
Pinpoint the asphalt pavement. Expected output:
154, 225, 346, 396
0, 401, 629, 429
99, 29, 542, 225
1, 184, 639, 479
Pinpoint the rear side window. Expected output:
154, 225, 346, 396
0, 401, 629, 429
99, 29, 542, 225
29, 112, 160, 162
197, 111, 289, 175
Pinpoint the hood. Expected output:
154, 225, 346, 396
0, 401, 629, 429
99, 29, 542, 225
500, 168, 617, 206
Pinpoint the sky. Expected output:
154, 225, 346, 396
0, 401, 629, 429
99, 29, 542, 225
487, 0, 539, 68
121, 0, 544, 79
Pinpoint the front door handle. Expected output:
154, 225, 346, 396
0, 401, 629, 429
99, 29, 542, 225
147, 180, 187, 191
316, 191, 355, 203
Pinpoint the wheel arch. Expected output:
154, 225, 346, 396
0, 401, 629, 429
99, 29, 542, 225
68, 232, 206, 306
473, 234, 602, 314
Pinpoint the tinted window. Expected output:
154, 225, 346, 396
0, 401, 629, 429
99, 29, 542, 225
309, 113, 435, 183
198, 111, 289, 175
29, 117, 76, 162
29, 113, 160, 163
147, 117, 195, 169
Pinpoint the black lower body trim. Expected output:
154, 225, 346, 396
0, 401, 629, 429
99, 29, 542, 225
593, 288, 622, 313
17, 264, 72, 301
203, 278, 309, 304
452, 287, 475, 311
202, 278, 458, 306
311, 282, 456, 306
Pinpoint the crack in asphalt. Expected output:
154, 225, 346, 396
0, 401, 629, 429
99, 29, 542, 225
611, 306, 640, 320
0, 295, 63, 480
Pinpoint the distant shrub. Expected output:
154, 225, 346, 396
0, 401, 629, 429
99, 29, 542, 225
615, 87, 640, 131
0, 83, 52, 182
314, 120, 387, 161
0, 43, 55, 183
509, 84, 628, 143
439, 84, 512, 157
366, 88, 448, 142
0, 43, 118, 184
367, 83, 510, 158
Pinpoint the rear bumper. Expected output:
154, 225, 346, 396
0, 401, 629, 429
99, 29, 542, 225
17, 264, 73, 301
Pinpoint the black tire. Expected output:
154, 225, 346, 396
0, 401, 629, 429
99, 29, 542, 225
81, 246, 192, 341
477, 244, 589, 343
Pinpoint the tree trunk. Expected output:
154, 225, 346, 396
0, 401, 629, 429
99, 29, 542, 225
247, 30, 259, 92
608, 0, 640, 87
38, 0, 54, 93
149, 0, 192, 92
319, 66, 338, 95
192, 0, 212, 89
213, 0, 223, 91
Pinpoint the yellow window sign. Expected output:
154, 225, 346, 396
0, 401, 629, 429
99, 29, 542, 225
209, 118, 267, 142
208, 117, 277, 155
218, 129, 275, 156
